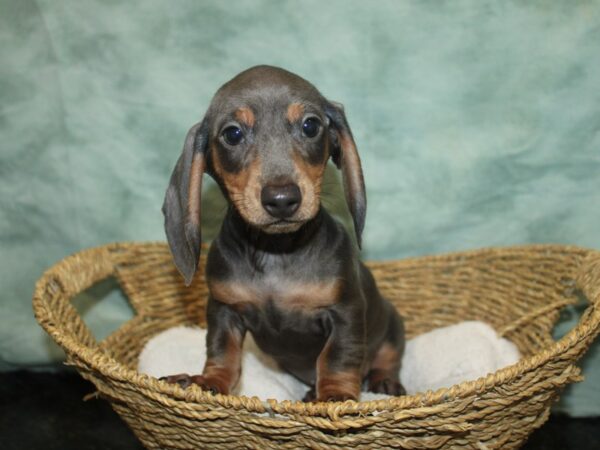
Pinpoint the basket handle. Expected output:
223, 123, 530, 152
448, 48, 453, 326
577, 251, 600, 308
33, 245, 117, 367
559, 250, 600, 363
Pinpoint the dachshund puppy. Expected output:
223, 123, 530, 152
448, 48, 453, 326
162, 65, 405, 402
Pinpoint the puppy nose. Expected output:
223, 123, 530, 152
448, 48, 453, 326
261, 184, 302, 219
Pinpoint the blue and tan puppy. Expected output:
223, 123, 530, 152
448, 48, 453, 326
161, 65, 405, 402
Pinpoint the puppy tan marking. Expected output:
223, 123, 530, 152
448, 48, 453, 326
279, 278, 341, 311
292, 150, 328, 220
316, 338, 361, 401
235, 107, 255, 128
187, 152, 204, 226
208, 280, 262, 307
286, 102, 305, 123
200, 330, 243, 394
208, 278, 341, 311
339, 134, 364, 198
211, 146, 265, 224
368, 343, 399, 381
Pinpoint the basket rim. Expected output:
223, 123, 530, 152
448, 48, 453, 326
33, 241, 600, 420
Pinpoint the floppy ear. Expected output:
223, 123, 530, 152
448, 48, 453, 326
162, 120, 208, 286
326, 102, 367, 248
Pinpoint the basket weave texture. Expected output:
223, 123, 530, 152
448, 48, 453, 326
33, 242, 600, 449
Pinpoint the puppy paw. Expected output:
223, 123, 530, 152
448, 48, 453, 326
302, 386, 317, 402
159, 373, 194, 389
303, 386, 358, 402
319, 393, 358, 402
367, 378, 406, 396
159, 373, 225, 395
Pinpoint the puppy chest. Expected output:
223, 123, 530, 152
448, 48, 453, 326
208, 276, 341, 311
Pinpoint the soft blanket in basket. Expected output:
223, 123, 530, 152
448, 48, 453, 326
138, 321, 520, 400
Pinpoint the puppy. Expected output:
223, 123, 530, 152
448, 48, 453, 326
162, 65, 405, 402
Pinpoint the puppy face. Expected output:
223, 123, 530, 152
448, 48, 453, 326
206, 67, 331, 233
163, 65, 365, 285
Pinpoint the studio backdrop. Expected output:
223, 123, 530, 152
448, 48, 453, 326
1, 0, 599, 416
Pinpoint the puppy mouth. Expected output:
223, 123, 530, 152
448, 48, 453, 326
230, 199, 310, 233
261, 218, 306, 234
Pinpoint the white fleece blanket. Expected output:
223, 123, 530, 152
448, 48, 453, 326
138, 321, 520, 401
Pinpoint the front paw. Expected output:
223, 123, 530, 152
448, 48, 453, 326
368, 378, 406, 396
159, 373, 227, 394
319, 393, 358, 402
303, 385, 358, 402
302, 385, 317, 402
159, 373, 195, 389
316, 386, 359, 402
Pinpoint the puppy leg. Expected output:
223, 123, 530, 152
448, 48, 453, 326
315, 309, 365, 402
162, 298, 245, 395
367, 307, 406, 396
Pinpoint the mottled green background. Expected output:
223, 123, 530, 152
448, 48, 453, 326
1, 1, 599, 415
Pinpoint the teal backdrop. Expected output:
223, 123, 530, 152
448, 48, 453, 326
1, 1, 599, 415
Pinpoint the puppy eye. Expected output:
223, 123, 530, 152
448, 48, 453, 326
222, 126, 244, 146
302, 117, 321, 138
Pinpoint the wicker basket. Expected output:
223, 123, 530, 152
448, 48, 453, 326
33, 242, 600, 449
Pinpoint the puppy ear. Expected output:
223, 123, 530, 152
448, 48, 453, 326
326, 101, 367, 248
162, 120, 209, 285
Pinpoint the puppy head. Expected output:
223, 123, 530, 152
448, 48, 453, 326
163, 65, 365, 284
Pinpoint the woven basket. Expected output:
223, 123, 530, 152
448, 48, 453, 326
33, 242, 600, 449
